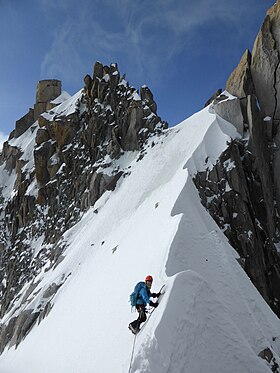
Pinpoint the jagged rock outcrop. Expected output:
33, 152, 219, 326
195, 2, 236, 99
83, 61, 166, 155
193, 138, 280, 316
204, 88, 222, 107
0, 62, 167, 352
196, 1, 280, 318
223, 1, 280, 221
14, 109, 35, 138
226, 49, 255, 98
0, 143, 23, 173
8, 80, 62, 141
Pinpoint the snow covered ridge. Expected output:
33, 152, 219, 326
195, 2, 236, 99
2, 1, 280, 369
1, 92, 280, 372
1, 20, 280, 369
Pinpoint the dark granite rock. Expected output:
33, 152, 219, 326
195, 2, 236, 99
193, 139, 280, 317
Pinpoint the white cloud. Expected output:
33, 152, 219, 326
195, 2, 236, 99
41, 21, 85, 85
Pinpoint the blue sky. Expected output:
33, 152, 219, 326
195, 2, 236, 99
0, 0, 275, 144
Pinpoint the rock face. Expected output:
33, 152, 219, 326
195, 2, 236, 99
14, 109, 35, 138
224, 1, 280, 220
212, 95, 244, 135
34, 80, 62, 121
226, 49, 255, 98
9, 80, 62, 140
193, 138, 280, 317
36, 79, 61, 104
0, 62, 167, 353
197, 1, 280, 318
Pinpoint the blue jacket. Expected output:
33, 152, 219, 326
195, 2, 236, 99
136, 282, 151, 305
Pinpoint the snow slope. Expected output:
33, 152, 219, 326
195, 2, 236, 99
41, 89, 84, 121
0, 103, 280, 373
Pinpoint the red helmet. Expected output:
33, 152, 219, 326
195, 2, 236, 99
145, 275, 153, 282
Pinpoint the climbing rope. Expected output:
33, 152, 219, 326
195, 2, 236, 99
128, 333, 137, 373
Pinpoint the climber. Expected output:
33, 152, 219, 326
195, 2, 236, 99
128, 275, 161, 334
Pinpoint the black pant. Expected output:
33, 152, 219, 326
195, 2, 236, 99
130, 304, 147, 330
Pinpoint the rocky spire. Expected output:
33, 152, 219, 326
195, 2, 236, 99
224, 1, 280, 226
34, 80, 62, 120
226, 49, 255, 98
83, 61, 167, 155
197, 1, 280, 318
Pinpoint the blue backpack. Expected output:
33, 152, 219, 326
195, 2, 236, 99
130, 282, 145, 307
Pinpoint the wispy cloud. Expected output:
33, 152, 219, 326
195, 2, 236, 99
39, 0, 267, 86
117, 0, 261, 67
41, 21, 86, 84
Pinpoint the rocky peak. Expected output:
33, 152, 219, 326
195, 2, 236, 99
199, 2, 280, 317
83, 61, 166, 154
268, 0, 280, 47
223, 1, 280, 124
0, 62, 167, 352
224, 1, 280, 225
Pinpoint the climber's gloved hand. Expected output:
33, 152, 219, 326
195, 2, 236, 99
150, 301, 159, 308
152, 292, 161, 298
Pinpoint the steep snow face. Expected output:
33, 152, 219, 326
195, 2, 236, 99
0, 104, 280, 373
49, 90, 71, 105
133, 273, 273, 373
41, 89, 84, 121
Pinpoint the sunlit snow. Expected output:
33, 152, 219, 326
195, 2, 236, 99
0, 98, 279, 373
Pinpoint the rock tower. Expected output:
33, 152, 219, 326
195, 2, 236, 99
34, 79, 61, 120
13, 79, 61, 139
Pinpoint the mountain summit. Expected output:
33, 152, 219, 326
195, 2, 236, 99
1, 3, 280, 373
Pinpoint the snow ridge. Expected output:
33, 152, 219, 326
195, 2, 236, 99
0, 103, 280, 373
